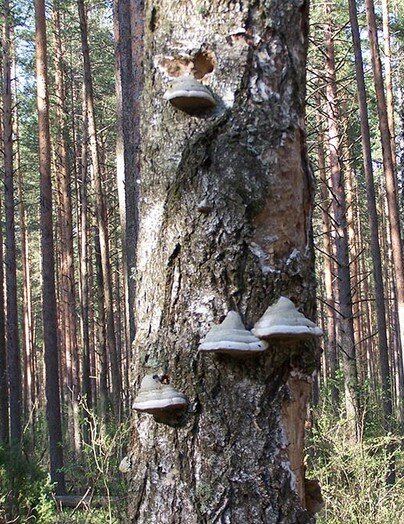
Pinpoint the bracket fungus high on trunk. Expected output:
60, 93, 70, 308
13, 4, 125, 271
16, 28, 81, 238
198, 310, 267, 357
129, 0, 316, 522
163, 76, 217, 115
252, 297, 323, 341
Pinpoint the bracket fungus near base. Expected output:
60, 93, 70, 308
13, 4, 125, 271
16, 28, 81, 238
198, 311, 268, 357
163, 76, 216, 115
132, 375, 188, 417
252, 297, 323, 341
119, 455, 133, 474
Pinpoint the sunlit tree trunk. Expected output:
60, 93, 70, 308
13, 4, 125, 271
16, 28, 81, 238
34, 0, 65, 494
349, 0, 393, 439
2, 0, 22, 445
324, 0, 359, 434
77, 0, 121, 417
128, 0, 319, 521
365, 0, 404, 376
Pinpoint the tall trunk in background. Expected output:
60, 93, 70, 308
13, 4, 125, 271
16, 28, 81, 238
349, 0, 394, 440
316, 102, 338, 407
324, 1, 359, 433
114, 0, 134, 371
79, 93, 92, 412
52, 2, 81, 455
382, 0, 397, 170
0, 194, 8, 444
128, 1, 319, 521
365, 0, 404, 369
14, 87, 35, 426
2, 0, 22, 445
77, 0, 121, 417
34, 0, 65, 494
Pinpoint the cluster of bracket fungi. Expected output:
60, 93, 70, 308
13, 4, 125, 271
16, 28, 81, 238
131, 297, 323, 425
128, 76, 323, 432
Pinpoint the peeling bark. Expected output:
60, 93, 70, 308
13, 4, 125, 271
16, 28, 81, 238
129, 1, 316, 522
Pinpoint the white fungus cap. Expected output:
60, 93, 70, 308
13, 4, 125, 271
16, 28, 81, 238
132, 374, 188, 415
252, 297, 323, 340
198, 311, 268, 356
119, 455, 132, 474
163, 76, 216, 113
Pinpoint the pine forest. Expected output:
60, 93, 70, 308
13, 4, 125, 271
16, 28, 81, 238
0, 0, 403, 523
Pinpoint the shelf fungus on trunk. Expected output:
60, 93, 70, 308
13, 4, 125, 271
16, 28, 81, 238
119, 455, 133, 474
132, 375, 188, 420
198, 311, 268, 357
252, 297, 323, 341
163, 76, 216, 115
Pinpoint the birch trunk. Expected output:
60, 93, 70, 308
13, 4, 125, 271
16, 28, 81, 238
128, 1, 318, 522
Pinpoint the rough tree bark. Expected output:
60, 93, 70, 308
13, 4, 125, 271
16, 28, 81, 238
128, 1, 318, 522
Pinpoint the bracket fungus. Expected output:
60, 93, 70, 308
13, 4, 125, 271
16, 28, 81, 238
132, 374, 188, 416
198, 310, 268, 356
252, 297, 323, 340
163, 76, 216, 115
119, 455, 133, 474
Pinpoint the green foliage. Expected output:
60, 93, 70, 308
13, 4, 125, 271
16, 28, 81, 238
0, 445, 57, 522
306, 407, 404, 524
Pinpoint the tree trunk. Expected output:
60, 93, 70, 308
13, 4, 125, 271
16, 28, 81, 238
2, 0, 22, 445
34, 0, 65, 494
324, 0, 359, 433
113, 0, 142, 363
348, 0, 393, 433
316, 99, 338, 407
128, 1, 318, 522
365, 0, 404, 368
77, 0, 121, 417
52, 2, 81, 455
0, 193, 8, 444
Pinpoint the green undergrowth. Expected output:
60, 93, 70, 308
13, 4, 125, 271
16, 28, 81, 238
0, 405, 130, 523
306, 391, 403, 524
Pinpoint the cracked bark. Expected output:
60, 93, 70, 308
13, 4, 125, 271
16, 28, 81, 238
128, 1, 317, 522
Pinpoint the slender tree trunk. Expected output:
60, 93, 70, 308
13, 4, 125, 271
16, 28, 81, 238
349, 0, 393, 435
128, 0, 318, 521
52, 2, 81, 455
324, 1, 359, 433
365, 0, 404, 369
14, 89, 35, 429
79, 93, 92, 412
34, 0, 65, 494
316, 103, 338, 407
2, 0, 22, 445
382, 0, 397, 169
0, 194, 8, 444
77, 0, 121, 417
